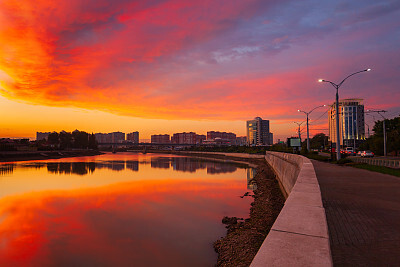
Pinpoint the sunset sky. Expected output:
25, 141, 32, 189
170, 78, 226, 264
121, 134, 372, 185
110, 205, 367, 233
0, 0, 399, 141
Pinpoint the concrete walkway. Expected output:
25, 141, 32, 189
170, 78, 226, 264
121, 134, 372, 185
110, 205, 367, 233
312, 160, 400, 266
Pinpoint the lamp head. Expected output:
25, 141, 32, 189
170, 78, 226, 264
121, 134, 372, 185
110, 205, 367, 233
297, 109, 300, 112
318, 79, 324, 82
366, 68, 371, 72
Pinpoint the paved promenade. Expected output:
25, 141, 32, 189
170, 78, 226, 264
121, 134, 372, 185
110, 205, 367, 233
312, 160, 400, 266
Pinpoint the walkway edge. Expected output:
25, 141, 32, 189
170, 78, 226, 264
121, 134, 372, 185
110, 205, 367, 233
251, 152, 333, 266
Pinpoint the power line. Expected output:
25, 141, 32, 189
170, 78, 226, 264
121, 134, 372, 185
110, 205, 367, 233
309, 108, 329, 126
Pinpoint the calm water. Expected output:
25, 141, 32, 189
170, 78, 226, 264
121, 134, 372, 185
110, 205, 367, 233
0, 152, 255, 266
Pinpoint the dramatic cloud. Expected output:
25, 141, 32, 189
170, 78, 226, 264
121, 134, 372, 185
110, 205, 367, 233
0, 0, 399, 123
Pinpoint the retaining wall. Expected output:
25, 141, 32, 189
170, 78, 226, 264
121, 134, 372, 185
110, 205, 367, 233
251, 151, 332, 266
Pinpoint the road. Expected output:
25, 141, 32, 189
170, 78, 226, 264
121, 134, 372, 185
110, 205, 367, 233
312, 160, 400, 266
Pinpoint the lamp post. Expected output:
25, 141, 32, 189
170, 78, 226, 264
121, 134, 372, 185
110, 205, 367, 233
365, 122, 370, 138
318, 68, 371, 160
354, 119, 357, 152
298, 105, 326, 152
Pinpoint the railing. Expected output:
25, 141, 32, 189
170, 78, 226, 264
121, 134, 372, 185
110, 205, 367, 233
350, 157, 400, 169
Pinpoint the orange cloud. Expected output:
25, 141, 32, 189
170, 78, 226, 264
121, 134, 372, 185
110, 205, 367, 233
0, 0, 399, 129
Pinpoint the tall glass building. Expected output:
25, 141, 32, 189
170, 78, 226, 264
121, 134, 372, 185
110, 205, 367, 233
329, 99, 365, 147
246, 117, 273, 146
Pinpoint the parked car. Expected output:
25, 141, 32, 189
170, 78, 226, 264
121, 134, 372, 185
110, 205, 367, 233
360, 150, 374, 157
341, 147, 356, 156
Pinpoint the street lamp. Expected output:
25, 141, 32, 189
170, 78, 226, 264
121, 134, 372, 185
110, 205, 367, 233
318, 68, 371, 160
298, 105, 326, 152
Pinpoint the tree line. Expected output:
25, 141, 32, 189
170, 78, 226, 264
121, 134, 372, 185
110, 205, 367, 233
45, 130, 98, 150
360, 116, 400, 156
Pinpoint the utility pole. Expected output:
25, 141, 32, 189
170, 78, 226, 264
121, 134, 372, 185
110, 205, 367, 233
298, 105, 326, 152
294, 121, 304, 141
319, 68, 371, 160
365, 122, 370, 138
367, 109, 388, 156
354, 120, 356, 152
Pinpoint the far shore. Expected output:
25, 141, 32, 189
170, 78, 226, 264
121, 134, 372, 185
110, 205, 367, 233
0, 150, 103, 163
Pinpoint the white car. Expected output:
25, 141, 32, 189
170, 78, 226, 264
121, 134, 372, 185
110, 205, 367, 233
360, 150, 374, 158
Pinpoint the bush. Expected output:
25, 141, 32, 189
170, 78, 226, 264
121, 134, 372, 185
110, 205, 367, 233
337, 158, 352, 165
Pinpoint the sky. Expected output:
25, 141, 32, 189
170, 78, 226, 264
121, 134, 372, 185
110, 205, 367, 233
0, 0, 399, 141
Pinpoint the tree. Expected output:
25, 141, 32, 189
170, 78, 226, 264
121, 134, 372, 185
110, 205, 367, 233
47, 132, 59, 145
361, 116, 400, 156
88, 133, 98, 149
72, 130, 89, 149
59, 131, 72, 150
310, 133, 329, 150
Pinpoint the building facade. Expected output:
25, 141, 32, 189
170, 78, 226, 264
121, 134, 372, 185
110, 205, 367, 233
127, 132, 139, 143
171, 132, 205, 144
36, 132, 51, 141
246, 117, 273, 145
151, 134, 170, 144
95, 133, 111, 144
236, 136, 247, 146
329, 98, 365, 147
172, 132, 194, 144
207, 131, 236, 141
204, 131, 237, 145
111, 132, 125, 143
94, 132, 125, 143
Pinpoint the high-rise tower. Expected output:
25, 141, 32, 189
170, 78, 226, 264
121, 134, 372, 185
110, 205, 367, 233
329, 99, 365, 147
246, 117, 273, 145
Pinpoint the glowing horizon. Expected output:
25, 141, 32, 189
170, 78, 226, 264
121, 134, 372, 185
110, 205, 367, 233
1, 0, 399, 140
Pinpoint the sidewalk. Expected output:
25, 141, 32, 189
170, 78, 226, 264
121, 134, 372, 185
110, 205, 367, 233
312, 160, 400, 266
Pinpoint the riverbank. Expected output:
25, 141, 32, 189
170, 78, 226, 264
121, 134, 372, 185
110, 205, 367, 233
0, 150, 103, 162
213, 158, 285, 266
171, 152, 285, 266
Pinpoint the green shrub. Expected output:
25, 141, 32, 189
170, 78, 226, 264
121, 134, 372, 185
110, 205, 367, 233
337, 158, 352, 165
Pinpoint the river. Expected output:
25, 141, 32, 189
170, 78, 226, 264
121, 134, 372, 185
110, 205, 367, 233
0, 152, 255, 266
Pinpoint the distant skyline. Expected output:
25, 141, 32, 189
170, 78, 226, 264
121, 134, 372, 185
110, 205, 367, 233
1, 0, 399, 141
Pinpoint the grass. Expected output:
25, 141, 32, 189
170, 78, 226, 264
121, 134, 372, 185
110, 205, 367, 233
303, 153, 400, 177
345, 163, 400, 177
303, 153, 331, 162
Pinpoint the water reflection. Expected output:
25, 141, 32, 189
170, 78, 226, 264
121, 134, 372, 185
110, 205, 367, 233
0, 156, 239, 176
0, 153, 253, 266
247, 168, 257, 190
0, 164, 14, 176
47, 162, 96, 175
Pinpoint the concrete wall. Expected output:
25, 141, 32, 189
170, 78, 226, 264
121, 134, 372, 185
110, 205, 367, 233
251, 151, 332, 266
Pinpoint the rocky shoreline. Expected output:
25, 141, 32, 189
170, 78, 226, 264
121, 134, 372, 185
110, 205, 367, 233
0, 150, 103, 162
213, 159, 285, 267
